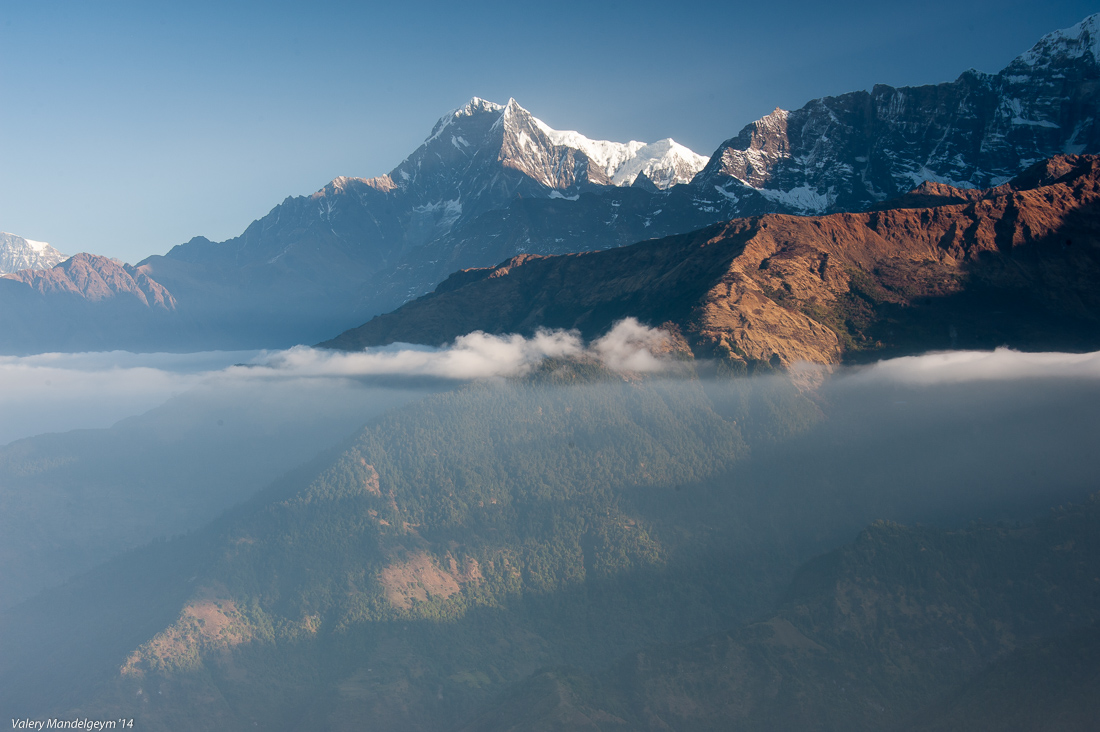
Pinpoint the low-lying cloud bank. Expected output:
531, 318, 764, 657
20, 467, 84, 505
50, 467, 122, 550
0, 320, 675, 445
4, 319, 1100, 446
842, 347, 1100, 385
0, 350, 260, 446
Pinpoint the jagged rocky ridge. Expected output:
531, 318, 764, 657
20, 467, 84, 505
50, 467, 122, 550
6, 253, 175, 308
325, 155, 1100, 368
696, 14, 1100, 213
0, 254, 178, 353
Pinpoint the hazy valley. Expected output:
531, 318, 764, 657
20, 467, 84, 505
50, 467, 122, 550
3, 353, 1100, 730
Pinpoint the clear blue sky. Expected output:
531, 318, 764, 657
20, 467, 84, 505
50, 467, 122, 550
1, 0, 1096, 263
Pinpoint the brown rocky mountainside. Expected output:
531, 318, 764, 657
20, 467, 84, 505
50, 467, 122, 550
4, 252, 176, 309
324, 155, 1100, 368
0, 253, 180, 353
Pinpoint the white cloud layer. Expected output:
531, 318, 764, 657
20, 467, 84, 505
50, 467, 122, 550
251, 330, 583, 380
5, 332, 1100, 449
590, 318, 673, 372
842, 347, 1100, 385
0, 321, 678, 445
245, 318, 677, 380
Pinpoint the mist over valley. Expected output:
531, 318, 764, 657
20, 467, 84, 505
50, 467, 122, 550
2, 337, 1100, 729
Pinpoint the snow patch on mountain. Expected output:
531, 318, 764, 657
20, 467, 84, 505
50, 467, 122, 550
609, 139, 709, 188
757, 185, 830, 213
0, 232, 69, 275
902, 167, 982, 191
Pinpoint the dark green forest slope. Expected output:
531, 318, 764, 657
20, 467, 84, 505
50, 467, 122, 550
460, 496, 1100, 731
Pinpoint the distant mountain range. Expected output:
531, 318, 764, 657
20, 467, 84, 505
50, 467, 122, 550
3, 14, 1100, 353
130, 98, 710, 349
0, 254, 178, 353
5, 14, 1100, 731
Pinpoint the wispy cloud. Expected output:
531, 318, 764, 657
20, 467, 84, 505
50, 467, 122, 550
251, 330, 584, 380
590, 318, 674, 373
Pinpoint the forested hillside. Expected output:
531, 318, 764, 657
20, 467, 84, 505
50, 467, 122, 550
461, 495, 1100, 731
3, 362, 1098, 730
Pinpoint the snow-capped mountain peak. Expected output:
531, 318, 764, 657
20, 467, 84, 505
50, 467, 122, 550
0, 232, 69, 275
516, 102, 708, 189
409, 96, 707, 193
426, 97, 505, 144
691, 10, 1100, 215
1018, 13, 1100, 68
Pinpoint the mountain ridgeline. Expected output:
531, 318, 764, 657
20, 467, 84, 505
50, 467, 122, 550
4, 15, 1100, 353
695, 14, 1100, 213
0, 253, 178, 352
326, 154, 1100, 368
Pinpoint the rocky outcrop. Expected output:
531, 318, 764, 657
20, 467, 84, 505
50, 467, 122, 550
6, 253, 176, 309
